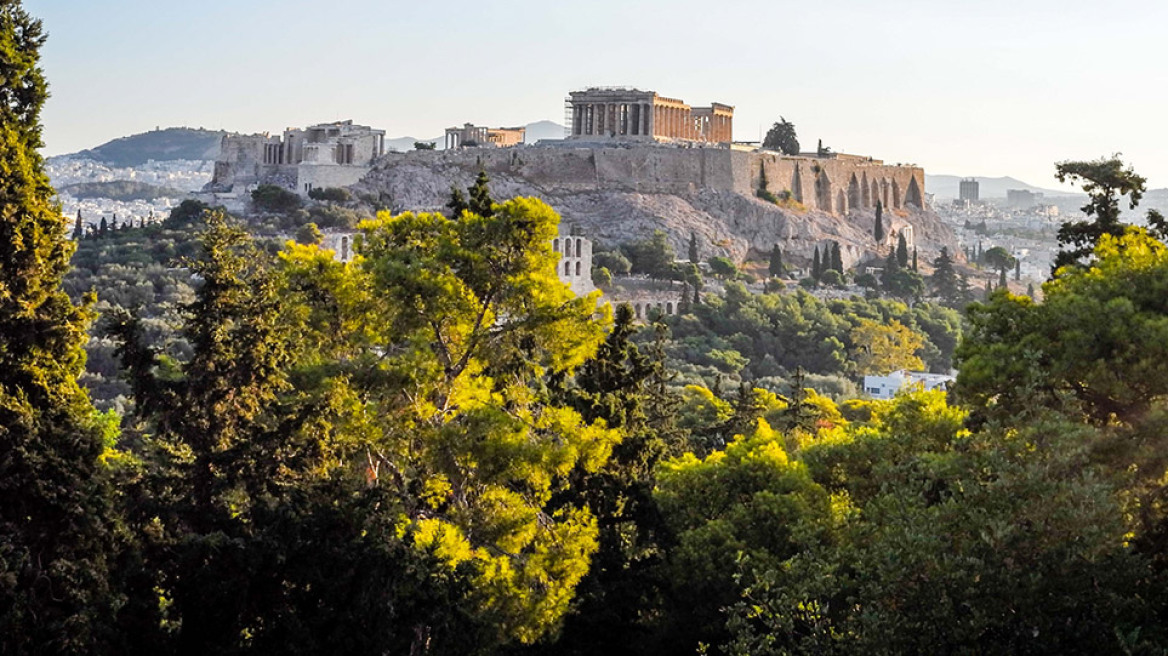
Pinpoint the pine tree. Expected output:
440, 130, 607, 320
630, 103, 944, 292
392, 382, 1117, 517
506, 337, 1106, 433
957, 273, 974, 306
896, 233, 909, 268
812, 246, 821, 279
689, 231, 699, 264
930, 247, 959, 304
874, 201, 885, 245
446, 184, 468, 218
0, 3, 117, 650
467, 169, 494, 217
768, 243, 783, 277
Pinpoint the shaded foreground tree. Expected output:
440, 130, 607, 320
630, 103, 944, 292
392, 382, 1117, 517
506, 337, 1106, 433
0, 2, 119, 651
1053, 155, 1158, 270
108, 197, 619, 654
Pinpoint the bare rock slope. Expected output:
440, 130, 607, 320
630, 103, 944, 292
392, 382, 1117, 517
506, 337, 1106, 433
353, 149, 960, 269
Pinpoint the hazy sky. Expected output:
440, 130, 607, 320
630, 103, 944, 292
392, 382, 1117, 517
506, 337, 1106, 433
29, 0, 1168, 189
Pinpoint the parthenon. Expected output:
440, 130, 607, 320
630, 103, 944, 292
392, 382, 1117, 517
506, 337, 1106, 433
566, 88, 733, 144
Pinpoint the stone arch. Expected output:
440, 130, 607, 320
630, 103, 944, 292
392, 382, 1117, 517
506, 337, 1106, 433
575, 261, 581, 276
576, 238, 583, 256
861, 173, 871, 208
564, 261, 571, 276
666, 302, 674, 314
553, 238, 560, 253
882, 180, 891, 209
906, 177, 923, 208
836, 190, 847, 215
791, 165, 804, 203
848, 174, 861, 212
892, 179, 902, 209
872, 181, 881, 208
634, 303, 642, 318
815, 169, 832, 212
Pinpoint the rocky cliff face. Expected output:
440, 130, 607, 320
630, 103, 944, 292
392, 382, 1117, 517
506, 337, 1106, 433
352, 148, 960, 269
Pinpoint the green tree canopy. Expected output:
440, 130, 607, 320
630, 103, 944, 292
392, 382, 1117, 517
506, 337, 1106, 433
762, 117, 800, 155
1054, 155, 1148, 270
0, 2, 118, 649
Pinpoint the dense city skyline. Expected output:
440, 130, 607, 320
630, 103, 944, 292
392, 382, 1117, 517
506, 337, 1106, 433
30, 0, 1168, 189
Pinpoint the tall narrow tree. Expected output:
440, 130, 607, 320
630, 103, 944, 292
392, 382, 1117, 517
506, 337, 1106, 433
896, 233, 909, 268
467, 169, 495, 217
72, 208, 83, 240
768, 243, 783, 277
689, 231, 699, 264
812, 246, 822, 279
0, 3, 117, 651
874, 201, 885, 246
830, 241, 843, 273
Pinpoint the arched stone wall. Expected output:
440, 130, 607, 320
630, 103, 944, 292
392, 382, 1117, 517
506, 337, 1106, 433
861, 173, 871, 208
892, 179, 902, 209
906, 177, 923, 208
815, 169, 832, 213
848, 174, 861, 212
836, 190, 847, 215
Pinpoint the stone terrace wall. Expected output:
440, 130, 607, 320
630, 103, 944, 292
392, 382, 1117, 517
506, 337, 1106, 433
368, 145, 923, 214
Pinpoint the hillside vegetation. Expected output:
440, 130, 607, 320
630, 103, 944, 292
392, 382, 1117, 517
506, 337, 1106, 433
74, 126, 225, 166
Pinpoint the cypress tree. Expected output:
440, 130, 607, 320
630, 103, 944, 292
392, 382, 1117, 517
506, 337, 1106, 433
72, 209, 83, 240
976, 240, 983, 264
812, 246, 821, 279
999, 267, 1008, 289
689, 231, 699, 264
0, 3, 117, 650
1015, 258, 1021, 281
874, 201, 885, 245
830, 241, 843, 273
99, 215, 108, 236
467, 169, 494, 217
1027, 282, 1036, 299
896, 233, 909, 268
768, 243, 783, 277
912, 247, 918, 272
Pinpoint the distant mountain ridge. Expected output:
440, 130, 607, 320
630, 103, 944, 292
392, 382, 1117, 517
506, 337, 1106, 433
926, 175, 1076, 199
71, 127, 226, 167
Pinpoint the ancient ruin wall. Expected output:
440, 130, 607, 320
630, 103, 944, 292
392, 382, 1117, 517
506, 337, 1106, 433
369, 146, 923, 214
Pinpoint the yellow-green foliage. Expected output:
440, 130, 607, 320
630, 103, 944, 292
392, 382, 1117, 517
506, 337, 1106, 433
279, 197, 619, 643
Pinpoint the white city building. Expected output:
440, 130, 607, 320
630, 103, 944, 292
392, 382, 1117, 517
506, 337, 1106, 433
863, 370, 955, 400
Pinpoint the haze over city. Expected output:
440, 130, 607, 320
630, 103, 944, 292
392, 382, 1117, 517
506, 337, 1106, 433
30, 0, 1168, 190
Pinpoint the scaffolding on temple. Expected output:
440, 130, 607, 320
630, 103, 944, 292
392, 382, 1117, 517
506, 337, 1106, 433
563, 97, 573, 138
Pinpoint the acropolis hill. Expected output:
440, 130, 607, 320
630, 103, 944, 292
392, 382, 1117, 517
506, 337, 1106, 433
213, 87, 958, 267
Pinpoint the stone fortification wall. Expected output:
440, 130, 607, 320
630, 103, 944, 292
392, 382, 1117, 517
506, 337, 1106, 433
365, 146, 921, 214
352, 144, 955, 272
297, 164, 373, 195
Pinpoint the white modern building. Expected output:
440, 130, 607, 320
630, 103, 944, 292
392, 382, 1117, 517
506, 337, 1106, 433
863, 370, 955, 400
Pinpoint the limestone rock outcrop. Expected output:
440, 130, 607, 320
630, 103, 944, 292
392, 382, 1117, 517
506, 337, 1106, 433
352, 146, 960, 269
